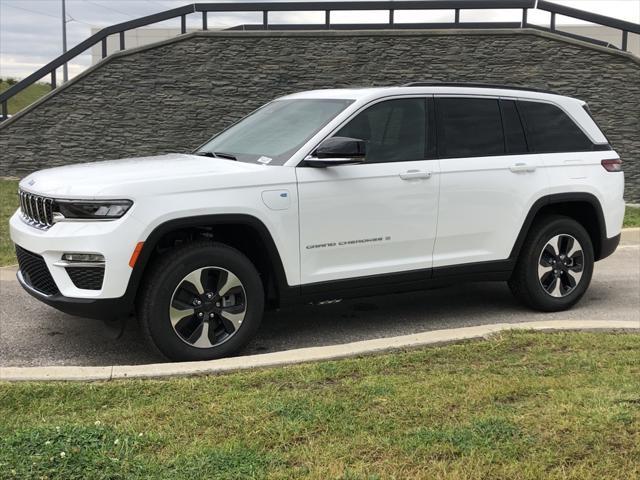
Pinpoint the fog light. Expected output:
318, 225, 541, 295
62, 253, 105, 263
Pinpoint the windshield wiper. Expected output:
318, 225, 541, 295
194, 151, 237, 160
212, 151, 237, 160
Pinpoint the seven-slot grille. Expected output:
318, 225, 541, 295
18, 189, 55, 228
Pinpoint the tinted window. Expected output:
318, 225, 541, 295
518, 101, 592, 153
500, 100, 528, 154
335, 98, 426, 163
437, 98, 504, 158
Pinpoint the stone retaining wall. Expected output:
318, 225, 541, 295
1, 29, 638, 200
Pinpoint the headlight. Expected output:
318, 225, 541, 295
54, 200, 133, 220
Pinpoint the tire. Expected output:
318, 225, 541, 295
508, 215, 594, 312
138, 241, 264, 361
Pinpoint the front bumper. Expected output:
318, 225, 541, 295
9, 210, 145, 299
17, 270, 132, 320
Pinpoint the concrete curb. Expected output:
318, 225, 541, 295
1, 320, 637, 382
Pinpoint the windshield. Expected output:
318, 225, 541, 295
196, 99, 353, 165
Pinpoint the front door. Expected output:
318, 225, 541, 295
296, 97, 440, 285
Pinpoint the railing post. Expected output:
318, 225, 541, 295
263, 11, 268, 29
1, 101, 7, 121
389, 9, 394, 25
622, 30, 628, 51
550, 12, 556, 31
101, 38, 107, 59
119, 31, 125, 51
522, 8, 528, 27
50, 69, 56, 89
325, 10, 330, 28
202, 11, 208, 30
455, 8, 460, 24
181, 14, 186, 34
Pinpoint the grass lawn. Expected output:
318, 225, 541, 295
0, 178, 19, 266
0, 331, 639, 479
0, 176, 639, 267
0, 78, 51, 115
624, 204, 640, 228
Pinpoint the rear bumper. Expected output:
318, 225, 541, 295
17, 270, 131, 321
598, 233, 621, 261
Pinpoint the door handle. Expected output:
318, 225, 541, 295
399, 170, 432, 180
509, 162, 536, 173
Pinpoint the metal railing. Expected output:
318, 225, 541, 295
1, 0, 639, 121
536, 0, 639, 51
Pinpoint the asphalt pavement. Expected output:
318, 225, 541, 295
1, 237, 638, 367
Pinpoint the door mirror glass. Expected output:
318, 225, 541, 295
306, 137, 366, 167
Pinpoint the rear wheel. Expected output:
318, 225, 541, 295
138, 241, 264, 361
509, 215, 594, 311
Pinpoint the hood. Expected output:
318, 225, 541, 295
19, 153, 271, 198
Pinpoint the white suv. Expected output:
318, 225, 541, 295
10, 83, 625, 361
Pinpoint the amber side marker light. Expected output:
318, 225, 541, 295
601, 158, 623, 172
129, 242, 144, 268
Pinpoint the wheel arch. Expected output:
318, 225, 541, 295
123, 214, 293, 313
510, 193, 610, 262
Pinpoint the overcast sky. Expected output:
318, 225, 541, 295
1, 0, 639, 79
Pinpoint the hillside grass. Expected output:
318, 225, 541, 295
0, 78, 51, 115
624, 205, 640, 228
0, 331, 639, 479
0, 179, 19, 266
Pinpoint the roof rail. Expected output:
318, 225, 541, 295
401, 82, 556, 94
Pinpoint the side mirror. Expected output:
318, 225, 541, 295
306, 137, 366, 167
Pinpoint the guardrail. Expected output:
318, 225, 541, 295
1, 0, 639, 121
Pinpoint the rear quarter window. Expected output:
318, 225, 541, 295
518, 101, 593, 153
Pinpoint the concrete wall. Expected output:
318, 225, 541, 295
1, 29, 639, 201
89, 28, 219, 64
90, 25, 640, 63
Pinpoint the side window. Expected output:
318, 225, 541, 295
518, 101, 592, 153
436, 98, 504, 158
335, 98, 427, 163
500, 100, 528, 154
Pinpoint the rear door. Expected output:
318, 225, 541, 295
433, 96, 548, 270
296, 97, 440, 285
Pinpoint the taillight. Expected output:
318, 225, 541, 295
601, 158, 622, 172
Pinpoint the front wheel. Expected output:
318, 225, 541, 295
138, 241, 264, 361
509, 215, 594, 312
